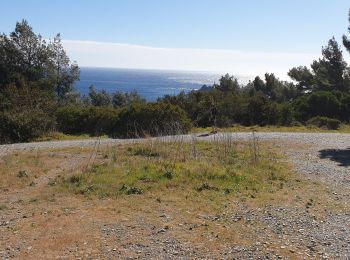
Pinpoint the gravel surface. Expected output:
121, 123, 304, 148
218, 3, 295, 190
1, 132, 350, 259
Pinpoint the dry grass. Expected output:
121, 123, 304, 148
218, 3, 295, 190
192, 124, 350, 134
55, 135, 291, 201
31, 123, 350, 143
34, 131, 108, 142
0, 151, 48, 190
0, 147, 94, 191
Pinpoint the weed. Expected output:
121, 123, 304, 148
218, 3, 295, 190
163, 171, 174, 180
78, 184, 94, 194
17, 170, 28, 178
69, 175, 83, 185
132, 147, 160, 157
223, 188, 232, 194
120, 184, 144, 195
48, 179, 57, 186
196, 183, 219, 192
249, 132, 260, 165
0, 204, 8, 210
306, 198, 314, 209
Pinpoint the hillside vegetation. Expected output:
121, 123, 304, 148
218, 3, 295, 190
1, 12, 350, 143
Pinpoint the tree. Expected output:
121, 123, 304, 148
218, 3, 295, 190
88, 85, 112, 106
48, 34, 80, 99
288, 66, 314, 93
249, 74, 297, 102
312, 38, 349, 92
0, 20, 49, 88
0, 20, 80, 99
289, 38, 350, 93
246, 93, 270, 125
252, 76, 265, 93
343, 9, 350, 53
112, 90, 145, 108
215, 74, 240, 92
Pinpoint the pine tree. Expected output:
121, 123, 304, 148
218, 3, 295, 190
312, 38, 348, 92
343, 9, 350, 53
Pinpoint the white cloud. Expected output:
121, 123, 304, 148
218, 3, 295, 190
63, 39, 320, 80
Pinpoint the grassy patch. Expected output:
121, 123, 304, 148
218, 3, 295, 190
192, 124, 350, 134
0, 148, 87, 190
34, 132, 107, 142
0, 152, 44, 189
57, 136, 291, 199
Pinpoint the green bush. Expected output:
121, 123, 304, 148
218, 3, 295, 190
276, 103, 294, 126
56, 105, 119, 136
56, 102, 191, 138
55, 105, 84, 134
307, 116, 341, 130
340, 93, 350, 122
0, 84, 56, 143
111, 102, 192, 138
293, 91, 341, 122
245, 94, 280, 126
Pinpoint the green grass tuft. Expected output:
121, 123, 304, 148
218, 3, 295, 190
57, 137, 291, 199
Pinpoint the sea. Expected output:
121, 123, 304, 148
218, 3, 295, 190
75, 67, 246, 101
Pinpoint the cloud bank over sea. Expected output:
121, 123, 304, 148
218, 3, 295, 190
63, 40, 320, 80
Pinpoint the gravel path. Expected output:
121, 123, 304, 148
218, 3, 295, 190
1, 132, 350, 259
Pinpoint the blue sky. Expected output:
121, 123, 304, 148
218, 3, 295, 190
1, 0, 350, 77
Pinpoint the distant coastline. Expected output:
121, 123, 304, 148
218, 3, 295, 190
74, 67, 251, 101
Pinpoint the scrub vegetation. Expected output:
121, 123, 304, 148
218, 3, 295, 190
2, 12, 350, 143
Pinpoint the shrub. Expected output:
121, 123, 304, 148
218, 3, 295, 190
0, 84, 56, 144
56, 105, 119, 136
55, 105, 85, 134
245, 94, 280, 126
293, 91, 341, 122
307, 116, 341, 130
120, 184, 144, 195
277, 103, 294, 126
17, 170, 28, 178
340, 93, 350, 122
111, 102, 192, 138
196, 183, 219, 192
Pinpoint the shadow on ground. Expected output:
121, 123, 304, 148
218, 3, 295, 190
319, 148, 350, 167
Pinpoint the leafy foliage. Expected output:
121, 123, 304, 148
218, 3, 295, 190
0, 20, 79, 143
0, 20, 79, 97
112, 102, 192, 138
2, 16, 350, 144
56, 105, 119, 136
293, 91, 341, 121
343, 9, 350, 54
307, 116, 341, 130
290, 38, 350, 93
0, 83, 56, 143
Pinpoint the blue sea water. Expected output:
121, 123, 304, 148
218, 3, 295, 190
75, 67, 223, 101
